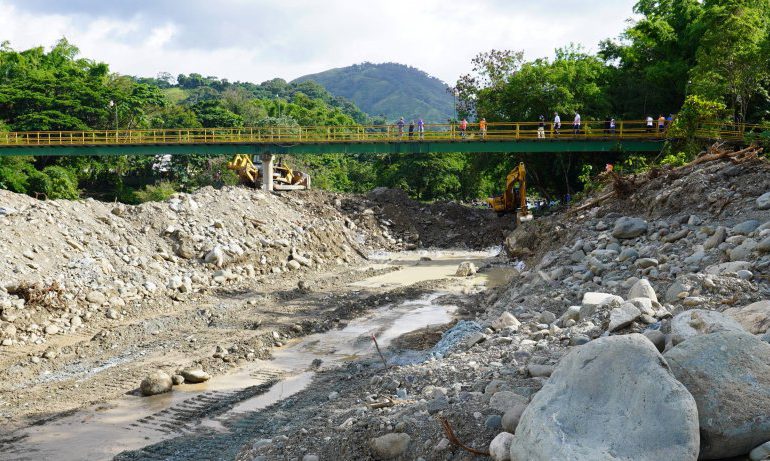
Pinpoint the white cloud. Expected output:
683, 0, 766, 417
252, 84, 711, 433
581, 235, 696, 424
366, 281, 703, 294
0, 0, 637, 84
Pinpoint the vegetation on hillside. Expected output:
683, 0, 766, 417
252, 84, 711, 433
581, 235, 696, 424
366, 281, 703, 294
1, 0, 770, 204
294, 62, 455, 123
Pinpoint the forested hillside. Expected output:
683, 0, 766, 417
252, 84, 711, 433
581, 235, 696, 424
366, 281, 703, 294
294, 62, 454, 123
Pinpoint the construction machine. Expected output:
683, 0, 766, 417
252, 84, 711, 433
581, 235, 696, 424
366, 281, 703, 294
487, 162, 527, 221
227, 154, 311, 190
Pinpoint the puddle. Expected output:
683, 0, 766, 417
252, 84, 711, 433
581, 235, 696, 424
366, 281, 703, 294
1, 249, 506, 461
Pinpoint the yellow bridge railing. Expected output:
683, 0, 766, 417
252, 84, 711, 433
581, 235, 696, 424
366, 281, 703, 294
0, 121, 762, 147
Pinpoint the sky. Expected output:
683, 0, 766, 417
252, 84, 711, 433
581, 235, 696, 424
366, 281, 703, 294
0, 0, 638, 85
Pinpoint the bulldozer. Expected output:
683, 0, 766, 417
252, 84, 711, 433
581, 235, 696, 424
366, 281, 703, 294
227, 154, 311, 190
487, 162, 527, 222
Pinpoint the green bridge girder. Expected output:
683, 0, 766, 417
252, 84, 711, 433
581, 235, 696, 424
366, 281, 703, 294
0, 139, 665, 157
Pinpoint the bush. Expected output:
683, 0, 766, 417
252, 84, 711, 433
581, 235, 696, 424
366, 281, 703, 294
134, 181, 178, 203
660, 151, 689, 168
41, 166, 79, 199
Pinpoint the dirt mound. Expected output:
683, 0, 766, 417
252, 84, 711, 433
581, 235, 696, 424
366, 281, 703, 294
339, 187, 514, 250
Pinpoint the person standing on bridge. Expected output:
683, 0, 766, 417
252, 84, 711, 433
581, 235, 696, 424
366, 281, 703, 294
460, 118, 468, 139
397, 117, 405, 138
417, 118, 425, 139
610, 118, 616, 135
408, 120, 415, 139
538, 115, 545, 139
573, 112, 581, 135
658, 114, 666, 133
646, 116, 654, 133
553, 112, 561, 137
479, 118, 487, 138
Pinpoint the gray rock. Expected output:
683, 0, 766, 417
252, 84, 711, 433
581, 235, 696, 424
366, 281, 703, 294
370, 433, 410, 460
106, 308, 119, 320
757, 192, 770, 210
750, 441, 770, 461
634, 258, 659, 269
86, 291, 107, 304
426, 395, 449, 415
612, 217, 648, 239
608, 302, 641, 332
302, 456, 320, 461
485, 415, 502, 430
204, 245, 225, 266
510, 334, 699, 461
455, 261, 478, 277
579, 292, 624, 320
171, 374, 185, 385
725, 300, 770, 334
569, 334, 590, 346
538, 311, 556, 324
643, 329, 666, 352
705, 261, 753, 275
757, 236, 770, 253
665, 331, 770, 459
491, 312, 520, 331
527, 364, 554, 378
704, 226, 727, 250
180, 368, 211, 383
489, 432, 514, 461
489, 391, 528, 413
730, 239, 758, 261
627, 278, 658, 303
501, 403, 527, 433
732, 220, 761, 235
617, 248, 639, 262
140, 371, 173, 396
670, 309, 745, 345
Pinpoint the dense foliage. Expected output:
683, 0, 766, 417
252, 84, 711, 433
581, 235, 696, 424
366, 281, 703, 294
1, 0, 770, 204
294, 62, 455, 123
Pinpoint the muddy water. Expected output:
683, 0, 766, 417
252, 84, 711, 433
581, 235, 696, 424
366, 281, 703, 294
2, 249, 510, 461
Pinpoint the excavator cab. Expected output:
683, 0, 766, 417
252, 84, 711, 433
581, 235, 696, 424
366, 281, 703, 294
487, 162, 527, 223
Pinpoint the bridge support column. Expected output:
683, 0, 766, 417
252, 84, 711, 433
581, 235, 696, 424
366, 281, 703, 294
261, 153, 274, 192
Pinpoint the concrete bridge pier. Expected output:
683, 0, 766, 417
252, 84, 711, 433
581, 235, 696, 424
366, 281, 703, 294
261, 153, 274, 192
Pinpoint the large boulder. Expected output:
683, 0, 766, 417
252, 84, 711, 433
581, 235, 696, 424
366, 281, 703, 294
455, 261, 478, 277
758, 192, 770, 210
612, 217, 648, 239
665, 331, 770, 459
725, 300, 770, 334
509, 334, 699, 461
140, 371, 173, 396
180, 368, 211, 384
670, 309, 745, 345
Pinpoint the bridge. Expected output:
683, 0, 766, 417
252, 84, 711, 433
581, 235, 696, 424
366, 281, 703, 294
0, 120, 756, 189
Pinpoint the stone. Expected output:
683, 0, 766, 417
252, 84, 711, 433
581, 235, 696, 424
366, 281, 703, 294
704, 226, 727, 250
172, 374, 185, 385
757, 192, 770, 210
628, 297, 655, 316
617, 247, 639, 262
538, 311, 556, 324
180, 368, 210, 383
140, 371, 173, 396
750, 441, 770, 461
287, 260, 302, 270
732, 219, 761, 235
665, 331, 770, 459
634, 258, 659, 269
579, 292, 624, 320
612, 217, 648, 239
491, 312, 520, 331
489, 432, 514, 461
705, 261, 753, 275
670, 309, 745, 345
725, 300, 770, 334
643, 329, 666, 352
509, 334, 699, 461
426, 395, 449, 415
730, 239, 758, 261
608, 302, 641, 332
370, 433, 410, 460
485, 415, 502, 430
737, 269, 754, 280
488, 391, 528, 413
666, 280, 691, 303
501, 403, 527, 433
527, 364, 554, 378
302, 456, 320, 461
44, 325, 59, 335
204, 245, 225, 266
106, 308, 119, 320
69, 316, 83, 328
569, 334, 590, 346
627, 278, 658, 303
455, 261, 478, 277
86, 291, 107, 304
758, 236, 770, 253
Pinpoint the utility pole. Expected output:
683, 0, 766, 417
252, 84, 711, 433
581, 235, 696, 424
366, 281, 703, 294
446, 86, 458, 122
109, 100, 118, 141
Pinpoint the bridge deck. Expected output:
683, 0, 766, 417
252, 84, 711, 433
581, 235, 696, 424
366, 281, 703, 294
0, 121, 755, 156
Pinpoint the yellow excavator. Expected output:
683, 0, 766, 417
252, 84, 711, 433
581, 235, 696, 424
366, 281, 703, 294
488, 162, 527, 221
227, 154, 311, 190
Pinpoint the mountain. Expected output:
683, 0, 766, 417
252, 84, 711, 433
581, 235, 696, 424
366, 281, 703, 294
293, 62, 455, 123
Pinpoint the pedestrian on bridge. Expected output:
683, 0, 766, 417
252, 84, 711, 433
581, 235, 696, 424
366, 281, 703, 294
646, 116, 654, 133
610, 118, 616, 135
460, 118, 468, 139
573, 112, 581, 135
658, 115, 666, 133
417, 118, 425, 139
538, 115, 545, 139
479, 118, 487, 138
397, 117, 405, 138
553, 112, 561, 136
408, 120, 415, 139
